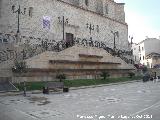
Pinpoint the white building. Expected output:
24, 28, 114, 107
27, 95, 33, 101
131, 43, 140, 64
146, 53, 160, 68
133, 38, 160, 68
0, 0, 130, 51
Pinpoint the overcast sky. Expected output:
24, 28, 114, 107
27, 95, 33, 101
115, 0, 160, 43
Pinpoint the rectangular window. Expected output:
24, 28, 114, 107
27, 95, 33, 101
135, 56, 136, 61
139, 46, 141, 51
29, 7, 33, 17
85, 0, 89, 6
147, 62, 150, 67
143, 56, 145, 60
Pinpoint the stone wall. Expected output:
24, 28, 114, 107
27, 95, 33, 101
0, 45, 135, 83
0, 0, 129, 51
11, 68, 131, 83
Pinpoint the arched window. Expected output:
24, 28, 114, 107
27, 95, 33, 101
70, 0, 80, 6
105, 4, 108, 14
29, 7, 33, 17
96, 0, 103, 14
85, 0, 89, 6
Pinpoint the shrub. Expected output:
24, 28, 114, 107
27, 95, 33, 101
100, 71, 110, 80
12, 60, 27, 73
142, 66, 148, 73
56, 73, 66, 82
128, 72, 135, 78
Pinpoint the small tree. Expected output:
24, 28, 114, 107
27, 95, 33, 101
56, 73, 66, 82
100, 71, 110, 80
12, 60, 27, 73
128, 72, 135, 78
12, 60, 27, 96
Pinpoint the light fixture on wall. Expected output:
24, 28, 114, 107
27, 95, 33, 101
86, 23, 94, 35
12, 5, 26, 43
12, 5, 26, 34
111, 31, 119, 55
58, 16, 69, 41
86, 23, 100, 35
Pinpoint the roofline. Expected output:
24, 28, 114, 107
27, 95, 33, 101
138, 38, 160, 44
108, 0, 125, 5
146, 52, 160, 56
57, 0, 128, 26
146, 52, 160, 59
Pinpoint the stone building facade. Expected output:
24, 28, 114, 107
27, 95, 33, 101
0, 0, 135, 82
132, 43, 140, 64
0, 0, 129, 51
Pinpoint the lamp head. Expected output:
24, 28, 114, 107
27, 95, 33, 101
12, 5, 15, 12
24, 8, 26, 14
115, 31, 119, 37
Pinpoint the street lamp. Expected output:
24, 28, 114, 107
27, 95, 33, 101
129, 36, 133, 45
111, 31, 119, 52
86, 23, 94, 35
12, 5, 26, 34
58, 16, 69, 41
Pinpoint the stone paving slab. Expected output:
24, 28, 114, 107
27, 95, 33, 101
0, 80, 160, 120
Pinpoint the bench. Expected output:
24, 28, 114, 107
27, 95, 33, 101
43, 82, 69, 93
47, 81, 64, 91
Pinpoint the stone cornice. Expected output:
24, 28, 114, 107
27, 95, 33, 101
107, 0, 125, 6
49, 60, 121, 65
57, 0, 128, 26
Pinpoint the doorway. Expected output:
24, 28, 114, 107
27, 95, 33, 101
66, 33, 74, 48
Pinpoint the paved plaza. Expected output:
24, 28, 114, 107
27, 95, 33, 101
0, 81, 160, 120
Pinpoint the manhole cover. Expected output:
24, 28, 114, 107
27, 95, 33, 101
27, 109, 64, 118
1, 99, 27, 105
99, 97, 121, 103
137, 90, 147, 93
110, 89, 116, 91
27, 96, 50, 106
64, 93, 78, 98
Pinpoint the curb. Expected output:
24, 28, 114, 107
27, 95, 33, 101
70, 79, 142, 90
0, 80, 142, 97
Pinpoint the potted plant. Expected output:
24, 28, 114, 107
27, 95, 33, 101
100, 71, 110, 80
56, 73, 69, 92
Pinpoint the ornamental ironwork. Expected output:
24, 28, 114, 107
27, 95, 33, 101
0, 33, 134, 64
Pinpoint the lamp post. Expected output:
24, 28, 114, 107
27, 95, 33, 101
58, 16, 68, 41
111, 31, 119, 53
86, 23, 94, 35
129, 36, 133, 47
12, 5, 26, 34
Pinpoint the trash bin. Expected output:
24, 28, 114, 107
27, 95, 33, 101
43, 87, 49, 94
63, 87, 69, 92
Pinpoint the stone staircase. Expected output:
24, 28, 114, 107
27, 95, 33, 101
0, 42, 135, 81
21, 45, 135, 80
